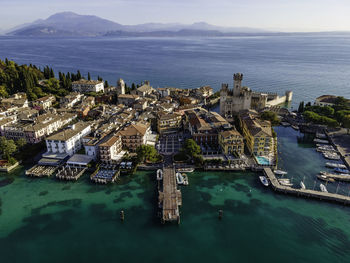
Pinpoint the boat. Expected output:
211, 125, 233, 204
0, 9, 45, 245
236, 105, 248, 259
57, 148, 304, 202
182, 173, 189, 185
300, 181, 306, 189
291, 125, 299, 130
176, 172, 184, 185
325, 162, 347, 169
278, 179, 293, 186
320, 184, 328, 193
259, 176, 270, 187
281, 122, 291, 127
323, 152, 340, 160
314, 139, 329, 144
156, 169, 163, 180
177, 167, 194, 173
317, 174, 335, 183
334, 168, 349, 174
316, 133, 327, 139
274, 169, 288, 175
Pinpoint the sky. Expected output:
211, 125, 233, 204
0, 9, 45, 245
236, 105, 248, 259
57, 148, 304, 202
1, 0, 350, 32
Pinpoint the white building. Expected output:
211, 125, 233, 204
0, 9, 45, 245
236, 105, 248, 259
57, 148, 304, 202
72, 79, 104, 93
60, 92, 84, 108
45, 122, 91, 156
314, 95, 338, 107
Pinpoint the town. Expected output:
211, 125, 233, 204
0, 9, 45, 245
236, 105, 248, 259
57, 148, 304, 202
1, 59, 350, 224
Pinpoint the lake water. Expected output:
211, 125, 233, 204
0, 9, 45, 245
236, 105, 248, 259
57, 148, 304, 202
1, 35, 350, 262
1, 35, 350, 107
1, 127, 350, 263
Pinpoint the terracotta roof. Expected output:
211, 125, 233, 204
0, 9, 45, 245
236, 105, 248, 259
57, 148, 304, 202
119, 123, 148, 137
99, 135, 120, 147
220, 129, 243, 138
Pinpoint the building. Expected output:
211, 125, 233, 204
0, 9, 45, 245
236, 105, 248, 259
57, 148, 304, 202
133, 82, 155, 97
157, 112, 182, 135
32, 95, 56, 110
185, 108, 231, 153
45, 122, 91, 156
118, 122, 150, 152
219, 130, 244, 156
1, 93, 29, 108
24, 113, 76, 144
195, 86, 213, 98
60, 92, 84, 108
240, 110, 274, 156
220, 73, 293, 118
72, 79, 104, 93
158, 87, 170, 98
98, 135, 123, 164
117, 78, 125, 95
118, 94, 140, 106
314, 95, 338, 107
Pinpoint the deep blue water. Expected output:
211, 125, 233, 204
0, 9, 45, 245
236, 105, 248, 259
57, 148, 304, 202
1, 35, 350, 107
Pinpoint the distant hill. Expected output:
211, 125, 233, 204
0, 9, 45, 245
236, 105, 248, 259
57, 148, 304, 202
7, 11, 270, 37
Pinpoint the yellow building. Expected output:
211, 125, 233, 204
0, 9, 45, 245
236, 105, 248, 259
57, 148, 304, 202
240, 110, 274, 156
219, 130, 244, 156
157, 112, 182, 135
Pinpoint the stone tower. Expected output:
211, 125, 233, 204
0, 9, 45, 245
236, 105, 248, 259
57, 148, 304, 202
117, 78, 125, 95
233, 73, 243, 96
220, 83, 229, 116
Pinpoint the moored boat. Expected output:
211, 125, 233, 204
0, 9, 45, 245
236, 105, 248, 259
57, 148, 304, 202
291, 125, 299, 130
325, 162, 347, 169
274, 169, 288, 175
278, 179, 293, 186
334, 168, 349, 174
317, 174, 335, 183
300, 181, 306, 189
259, 176, 270, 187
157, 169, 163, 180
177, 167, 194, 173
176, 172, 184, 185
320, 184, 328, 193
314, 139, 329, 144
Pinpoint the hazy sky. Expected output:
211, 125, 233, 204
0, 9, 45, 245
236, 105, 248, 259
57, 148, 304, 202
1, 0, 350, 32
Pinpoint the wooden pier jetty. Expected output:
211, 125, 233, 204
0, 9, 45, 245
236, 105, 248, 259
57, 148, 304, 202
158, 167, 182, 224
263, 168, 350, 205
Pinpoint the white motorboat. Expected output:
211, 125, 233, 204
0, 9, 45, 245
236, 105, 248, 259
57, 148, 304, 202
325, 162, 347, 169
278, 179, 293, 186
314, 139, 329, 144
274, 169, 288, 176
176, 172, 184, 185
316, 133, 327, 139
323, 152, 340, 160
259, 176, 270, 187
317, 174, 335, 183
156, 169, 163, 180
300, 181, 306, 189
291, 125, 299, 130
177, 168, 194, 173
182, 173, 189, 185
320, 184, 328, 193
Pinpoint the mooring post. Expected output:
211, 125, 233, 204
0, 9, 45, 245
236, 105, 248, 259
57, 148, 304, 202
120, 210, 125, 222
218, 209, 223, 220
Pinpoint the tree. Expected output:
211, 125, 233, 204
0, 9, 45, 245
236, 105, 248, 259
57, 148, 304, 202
183, 139, 201, 157
88, 72, 91, 81
136, 145, 159, 163
260, 111, 280, 126
104, 80, 109, 88
0, 137, 17, 160
343, 115, 350, 134
0, 85, 8, 98
16, 138, 27, 149
298, 101, 304, 113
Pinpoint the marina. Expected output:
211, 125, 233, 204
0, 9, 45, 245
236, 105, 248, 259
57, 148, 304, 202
263, 168, 350, 205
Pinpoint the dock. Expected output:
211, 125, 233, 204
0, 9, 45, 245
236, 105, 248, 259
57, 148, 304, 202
25, 165, 58, 177
263, 168, 350, 205
56, 165, 87, 181
90, 165, 120, 184
158, 167, 182, 224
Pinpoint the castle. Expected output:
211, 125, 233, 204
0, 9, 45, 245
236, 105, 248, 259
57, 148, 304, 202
220, 73, 293, 118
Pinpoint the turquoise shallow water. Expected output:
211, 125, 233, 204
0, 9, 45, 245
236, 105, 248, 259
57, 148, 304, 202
1, 127, 350, 263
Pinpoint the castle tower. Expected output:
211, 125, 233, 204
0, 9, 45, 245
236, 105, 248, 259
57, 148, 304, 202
117, 78, 125, 95
220, 83, 229, 116
233, 73, 243, 96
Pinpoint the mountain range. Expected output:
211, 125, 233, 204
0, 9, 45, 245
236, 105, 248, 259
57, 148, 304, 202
5, 12, 271, 37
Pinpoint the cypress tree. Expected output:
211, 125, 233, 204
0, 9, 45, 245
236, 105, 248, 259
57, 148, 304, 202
77, 70, 82, 80
88, 72, 91, 81
104, 80, 109, 87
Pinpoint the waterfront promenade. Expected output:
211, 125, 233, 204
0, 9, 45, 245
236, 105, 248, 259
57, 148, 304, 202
263, 168, 350, 205
158, 167, 182, 224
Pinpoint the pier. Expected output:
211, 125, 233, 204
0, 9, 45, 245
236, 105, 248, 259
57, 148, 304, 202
90, 165, 120, 184
25, 165, 57, 177
158, 167, 182, 224
263, 168, 350, 205
56, 165, 87, 181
